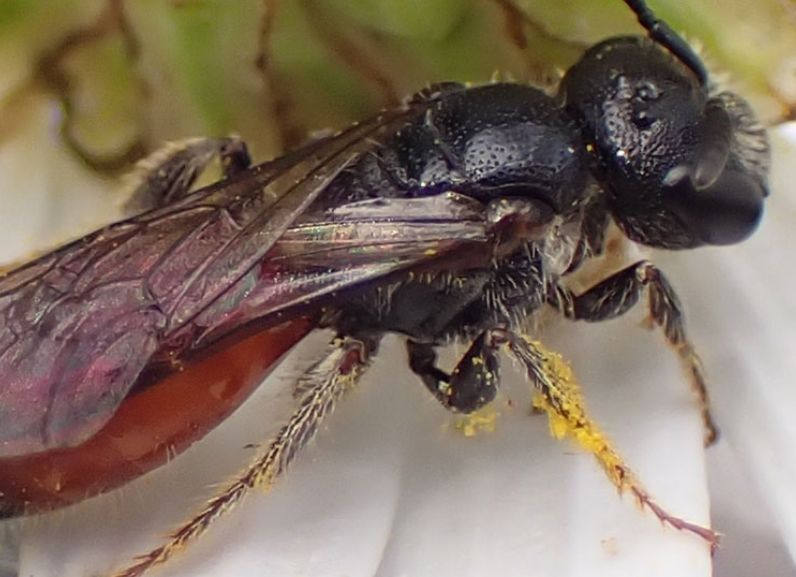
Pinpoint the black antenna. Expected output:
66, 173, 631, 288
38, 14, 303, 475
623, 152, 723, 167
623, 0, 708, 84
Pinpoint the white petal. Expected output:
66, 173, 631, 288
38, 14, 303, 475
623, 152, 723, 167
6, 244, 715, 577
665, 122, 796, 572
13, 322, 713, 577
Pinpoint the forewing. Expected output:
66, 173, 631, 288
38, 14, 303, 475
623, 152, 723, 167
186, 193, 493, 347
0, 104, 429, 457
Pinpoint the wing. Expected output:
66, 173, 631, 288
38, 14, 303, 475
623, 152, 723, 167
0, 101, 492, 458
183, 192, 493, 349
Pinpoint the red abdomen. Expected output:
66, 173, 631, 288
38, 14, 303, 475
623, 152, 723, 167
0, 319, 311, 517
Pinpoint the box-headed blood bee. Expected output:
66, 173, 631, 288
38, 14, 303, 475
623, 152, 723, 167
0, 0, 770, 575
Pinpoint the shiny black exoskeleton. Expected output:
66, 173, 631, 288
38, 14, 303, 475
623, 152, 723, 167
319, 8, 769, 413
321, 82, 589, 214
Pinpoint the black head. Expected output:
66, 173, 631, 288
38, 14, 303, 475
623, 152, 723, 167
559, 34, 770, 249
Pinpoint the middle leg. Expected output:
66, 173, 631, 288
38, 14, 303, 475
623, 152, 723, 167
406, 328, 507, 414
503, 329, 719, 550
408, 324, 719, 550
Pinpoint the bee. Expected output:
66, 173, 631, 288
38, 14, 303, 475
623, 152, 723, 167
0, 0, 769, 575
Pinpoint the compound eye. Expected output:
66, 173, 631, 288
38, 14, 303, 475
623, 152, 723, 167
663, 166, 766, 245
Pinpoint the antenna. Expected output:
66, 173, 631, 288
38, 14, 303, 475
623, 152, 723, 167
623, 0, 708, 84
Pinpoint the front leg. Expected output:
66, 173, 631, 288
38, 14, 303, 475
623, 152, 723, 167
550, 259, 717, 444
406, 329, 506, 413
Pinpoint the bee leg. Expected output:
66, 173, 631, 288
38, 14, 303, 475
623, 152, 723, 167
111, 335, 372, 577
121, 136, 251, 216
406, 329, 503, 413
550, 259, 718, 445
504, 331, 719, 551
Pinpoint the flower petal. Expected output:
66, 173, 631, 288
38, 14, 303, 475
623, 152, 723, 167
12, 311, 714, 576
665, 122, 796, 570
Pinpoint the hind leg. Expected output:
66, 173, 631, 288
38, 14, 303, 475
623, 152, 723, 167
111, 335, 374, 577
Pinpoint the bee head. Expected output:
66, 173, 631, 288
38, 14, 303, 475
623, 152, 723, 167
559, 35, 769, 249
